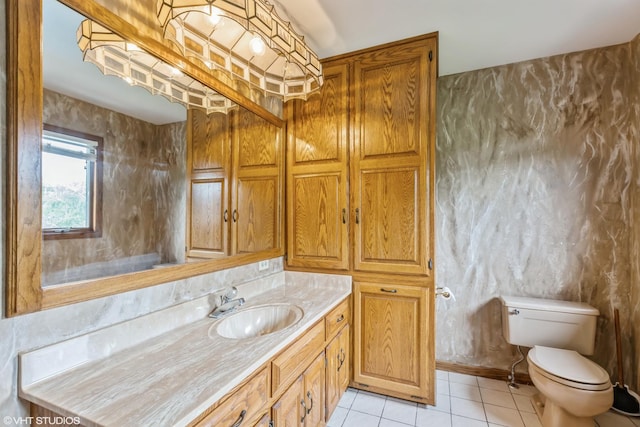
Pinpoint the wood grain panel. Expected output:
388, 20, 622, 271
353, 281, 431, 401
291, 174, 343, 258
235, 177, 277, 254
235, 107, 278, 168
272, 375, 304, 427
325, 324, 350, 420
190, 110, 228, 172
286, 62, 349, 271
189, 180, 225, 254
352, 41, 429, 159
195, 367, 269, 427
6, 0, 44, 315
289, 63, 349, 164
358, 168, 420, 265
304, 352, 326, 426
271, 321, 325, 395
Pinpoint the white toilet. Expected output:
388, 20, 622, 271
500, 296, 613, 427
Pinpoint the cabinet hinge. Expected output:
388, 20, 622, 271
428, 258, 433, 270
428, 50, 433, 62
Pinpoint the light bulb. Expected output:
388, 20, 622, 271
249, 36, 266, 56
206, 6, 222, 25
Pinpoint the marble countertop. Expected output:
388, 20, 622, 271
19, 276, 351, 427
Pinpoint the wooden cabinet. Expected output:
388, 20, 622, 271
285, 34, 436, 276
285, 33, 437, 404
351, 39, 434, 275
187, 108, 283, 259
326, 323, 350, 420
285, 62, 350, 270
194, 367, 270, 427
273, 352, 325, 427
353, 281, 434, 403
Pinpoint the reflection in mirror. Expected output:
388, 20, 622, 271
6, 0, 285, 315
42, 1, 192, 286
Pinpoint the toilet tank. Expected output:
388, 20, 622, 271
499, 296, 600, 355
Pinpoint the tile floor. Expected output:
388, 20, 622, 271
327, 371, 640, 427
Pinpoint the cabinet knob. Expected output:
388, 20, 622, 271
231, 409, 246, 427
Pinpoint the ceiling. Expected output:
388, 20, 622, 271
273, 0, 640, 76
44, 0, 640, 125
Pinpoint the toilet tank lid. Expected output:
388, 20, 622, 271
499, 295, 599, 316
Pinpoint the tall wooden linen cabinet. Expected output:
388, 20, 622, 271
286, 33, 437, 404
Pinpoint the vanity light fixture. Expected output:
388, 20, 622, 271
77, 19, 237, 114
156, 0, 323, 101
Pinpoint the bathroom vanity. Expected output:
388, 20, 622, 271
19, 273, 351, 426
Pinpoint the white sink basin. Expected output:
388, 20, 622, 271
212, 303, 304, 339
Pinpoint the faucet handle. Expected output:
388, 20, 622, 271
221, 286, 238, 304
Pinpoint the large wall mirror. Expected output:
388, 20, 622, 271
6, 0, 285, 316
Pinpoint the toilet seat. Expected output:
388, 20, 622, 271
528, 345, 611, 391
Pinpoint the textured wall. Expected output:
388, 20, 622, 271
435, 41, 638, 389
41, 90, 186, 285
630, 34, 640, 391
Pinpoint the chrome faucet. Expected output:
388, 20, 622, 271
209, 287, 245, 319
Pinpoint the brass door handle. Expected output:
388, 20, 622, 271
355, 208, 360, 224
232, 209, 238, 223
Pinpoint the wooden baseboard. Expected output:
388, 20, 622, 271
436, 360, 532, 385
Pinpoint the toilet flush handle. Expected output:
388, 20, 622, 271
509, 309, 520, 315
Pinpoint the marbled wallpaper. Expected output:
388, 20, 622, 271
436, 39, 639, 390
42, 90, 186, 285
630, 34, 640, 391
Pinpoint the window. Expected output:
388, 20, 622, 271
42, 124, 103, 239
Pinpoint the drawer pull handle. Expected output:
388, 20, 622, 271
342, 208, 346, 224
336, 314, 345, 323
224, 209, 228, 223
232, 209, 238, 223
355, 208, 360, 224
306, 391, 314, 414
380, 288, 397, 293
300, 399, 307, 423
231, 409, 246, 427
337, 348, 346, 372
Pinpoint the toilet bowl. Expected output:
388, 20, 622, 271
528, 346, 613, 427
499, 296, 614, 427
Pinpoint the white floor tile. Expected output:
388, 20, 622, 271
327, 406, 349, 427
379, 418, 412, 427
342, 410, 381, 427
595, 410, 638, 427
478, 377, 511, 393
480, 388, 517, 409
351, 390, 386, 417
509, 384, 538, 397
484, 403, 524, 427
338, 388, 357, 408
450, 382, 482, 402
512, 394, 535, 413
520, 411, 542, 427
428, 393, 451, 413
451, 396, 487, 421
452, 415, 489, 427
449, 372, 479, 386
416, 407, 452, 427
382, 397, 417, 425
437, 379, 450, 395
437, 370, 450, 380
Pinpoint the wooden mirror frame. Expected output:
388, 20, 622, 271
6, 0, 285, 316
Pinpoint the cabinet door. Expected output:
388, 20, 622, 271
325, 324, 350, 420
186, 110, 230, 259
303, 352, 326, 427
272, 375, 304, 427
231, 107, 283, 254
286, 62, 350, 270
351, 38, 436, 275
353, 281, 433, 403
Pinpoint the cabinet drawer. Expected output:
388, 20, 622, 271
196, 367, 269, 427
325, 297, 350, 339
271, 321, 325, 395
